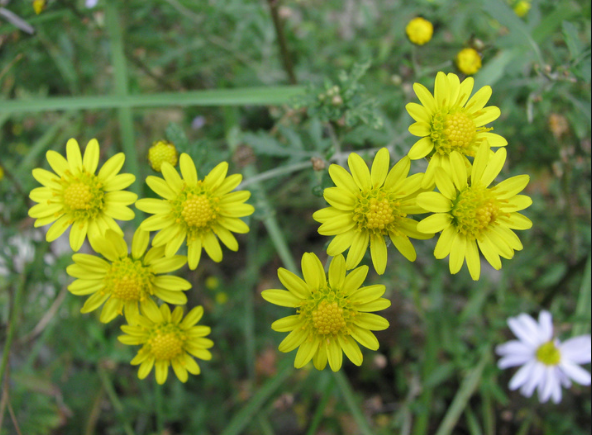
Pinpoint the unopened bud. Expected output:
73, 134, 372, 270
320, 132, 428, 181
148, 140, 178, 172
311, 157, 326, 171
331, 95, 343, 106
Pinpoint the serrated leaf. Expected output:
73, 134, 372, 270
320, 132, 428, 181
165, 122, 189, 150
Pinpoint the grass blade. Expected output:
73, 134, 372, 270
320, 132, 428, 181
573, 254, 591, 336
333, 371, 374, 435
0, 86, 305, 114
220, 362, 293, 435
434, 348, 490, 435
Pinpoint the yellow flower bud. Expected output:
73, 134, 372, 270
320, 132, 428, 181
455, 48, 482, 75
405, 17, 433, 46
0, 165, 4, 181
513, 1, 531, 17
33, 0, 46, 15
148, 140, 178, 172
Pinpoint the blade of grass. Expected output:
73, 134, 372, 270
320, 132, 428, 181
465, 406, 483, 435
104, 1, 139, 197
305, 375, 334, 435
219, 361, 293, 435
0, 86, 305, 114
97, 364, 136, 435
333, 371, 374, 435
573, 254, 591, 336
434, 348, 490, 435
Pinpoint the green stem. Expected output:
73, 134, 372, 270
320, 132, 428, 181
154, 382, 164, 433
0, 274, 25, 389
333, 371, 374, 435
97, 365, 136, 435
238, 161, 311, 189
434, 349, 490, 435
266, 0, 297, 84
104, 1, 140, 197
305, 375, 334, 435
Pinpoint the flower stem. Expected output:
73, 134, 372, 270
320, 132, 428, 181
333, 371, 374, 435
97, 364, 136, 435
266, 0, 297, 84
238, 160, 311, 190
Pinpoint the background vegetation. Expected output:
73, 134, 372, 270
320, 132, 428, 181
0, 0, 590, 434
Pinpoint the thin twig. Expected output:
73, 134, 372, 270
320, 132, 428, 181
7, 400, 22, 435
266, 0, 297, 84
21, 286, 69, 343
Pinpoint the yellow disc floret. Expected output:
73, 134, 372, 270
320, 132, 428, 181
452, 184, 504, 239
300, 286, 356, 338
536, 341, 562, 366
353, 188, 404, 235
456, 48, 482, 75
148, 140, 179, 172
58, 169, 105, 221
171, 182, 221, 241
105, 257, 153, 302
430, 110, 491, 157
149, 326, 186, 360
406, 17, 433, 46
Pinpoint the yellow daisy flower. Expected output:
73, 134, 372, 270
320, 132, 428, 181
67, 228, 190, 323
118, 300, 213, 384
405, 17, 434, 46
416, 142, 533, 280
406, 72, 507, 188
313, 148, 432, 275
28, 139, 137, 252
262, 253, 391, 372
136, 154, 254, 269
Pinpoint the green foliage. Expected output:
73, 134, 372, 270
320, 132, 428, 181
0, 0, 590, 434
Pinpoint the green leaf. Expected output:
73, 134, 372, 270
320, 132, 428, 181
562, 21, 584, 60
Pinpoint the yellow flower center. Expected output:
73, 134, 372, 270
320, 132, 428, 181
299, 287, 356, 338
431, 111, 479, 156
182, 194, 214, 228
170, 182, 221, 241
312, 300, 347, 335
451, 184, 502, 239
536, 341, 561, 366
149, 325, 186, 360
63, 183, 92, 210
105, 257, 153, 301
353, 188, 405, 236
56, 169, 105, 221
148, 141, 178, 172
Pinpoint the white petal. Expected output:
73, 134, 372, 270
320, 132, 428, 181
538, 367, 559, 403
508, 314, 544, 347
509, 360, 536, 391
498, 354, 533, 369
559, 361, 592, 386
520, 363, 545, 397
558, 370, 572, 388
496, 340, 535, 357
560, 335, 592, 364
538, 311, 554, 342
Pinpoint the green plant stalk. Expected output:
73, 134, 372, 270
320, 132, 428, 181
154, 382, 164, 433
256, 413, 275, 435
244, 231, 259, 381
0, 86, 305, 114
465, 406, 483, 435
104, 2, 140, 197
97, 365, 136, 435
434, 349, 490, 435
333, 371, 374, 435
238, 160, 311, 189
574, 254, 591, 336
220, 361, 293, 435
305, 376, 334, 435
266, 0, 297, 84
0, 274, 25, 389
412, 316, 438, 435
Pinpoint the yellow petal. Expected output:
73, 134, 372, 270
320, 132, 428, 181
261, 290, 301, 307
347, 153, 371, 191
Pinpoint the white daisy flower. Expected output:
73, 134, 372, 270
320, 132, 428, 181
496, 310, 591, 404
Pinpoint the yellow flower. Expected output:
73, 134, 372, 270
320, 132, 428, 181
513, 1, 531, 17
136, 154, 254, 269
28, 139, 137, 252
67, 228, 190, 323
148, 140, 178, 172
406, 17, 433, 46
416, 142, 533, 280
406, 72, 507, 188
33, 0, 46, 15
456, 48, 482, 75
313, 149, 431, 275
0, 165, 4, 181
262, 253, 391, 371
118, 301, 213, 384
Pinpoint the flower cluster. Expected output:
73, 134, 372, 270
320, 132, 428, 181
28, 139, 253, 384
